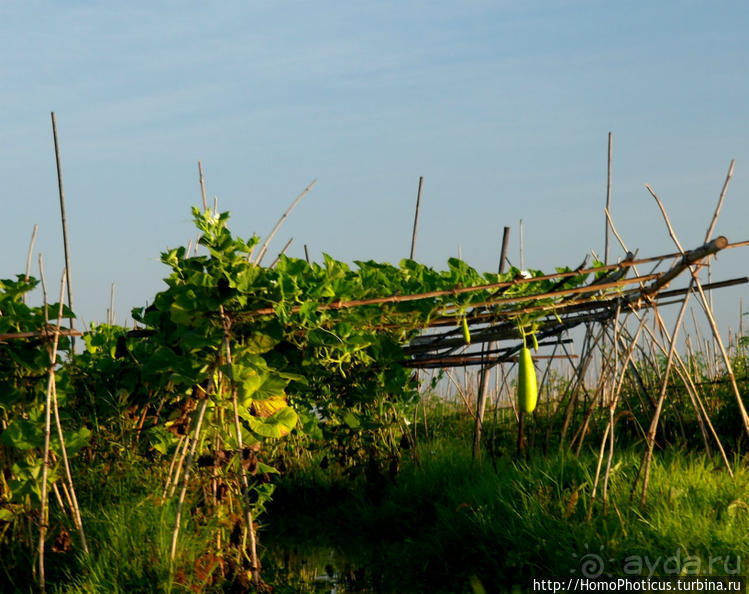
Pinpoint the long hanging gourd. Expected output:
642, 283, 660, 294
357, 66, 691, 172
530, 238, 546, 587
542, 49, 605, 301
517, 332, 538, 414
461, 315, 471, 345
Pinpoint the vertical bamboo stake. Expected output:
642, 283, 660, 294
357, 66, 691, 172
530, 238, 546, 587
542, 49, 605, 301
604, 132, 613, 265
649, 176, 749, 438
472, 227, 510, 461
519, 219, 525, 270
51, 375, 88, 554
219, 306, 260, 587
690, 273, 749, 438
643, 309, 714, 458
162, 435, 188, 499
410, 176, 424, 260
304, 244, 311, 264
602, 317, 646, 512
170, 397, 209, 562
38, 271, 63, 592
109, 283, 115, 325
740, 299, 744, 340
198, 161, 208, 212
498, 226, 511, 275
51, 112, 75, 350
23, 224, 38, 304
638, 290, 692, 505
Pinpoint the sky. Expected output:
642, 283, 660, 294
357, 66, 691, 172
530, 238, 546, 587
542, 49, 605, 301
1, 1, 749, 336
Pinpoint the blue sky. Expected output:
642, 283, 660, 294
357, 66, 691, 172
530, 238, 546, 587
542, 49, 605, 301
2, 1, 748, 331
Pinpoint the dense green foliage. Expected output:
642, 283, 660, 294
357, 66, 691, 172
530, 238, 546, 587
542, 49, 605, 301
0, 208, 594, 590
1, 207, 746, 592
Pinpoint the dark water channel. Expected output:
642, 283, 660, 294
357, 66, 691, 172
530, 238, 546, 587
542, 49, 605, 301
264, 542, 375, 593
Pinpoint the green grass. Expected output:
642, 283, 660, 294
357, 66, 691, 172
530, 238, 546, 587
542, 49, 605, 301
266, 439, 749, 593
4, 411, 749, 593
3, 434, 747, 593
0, 450, 231, 594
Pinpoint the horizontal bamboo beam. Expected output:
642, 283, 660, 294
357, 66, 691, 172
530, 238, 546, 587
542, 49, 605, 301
404, 353, 577, 369
404, 275, 746, 357
640, 236, 727, 296
0, 328, 83, 341
435, 273, 659, 318
241, 236, 740, 319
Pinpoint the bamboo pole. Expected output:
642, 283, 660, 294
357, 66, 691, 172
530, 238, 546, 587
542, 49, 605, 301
170, 398, 209, 562
162, 435, 187, 500
690, 272, 749, 438
601, 318, 646, 512
649, 178, 749, 438
645, 307, 711, 448
241, 235, 737, 322
50, 112, 75, 351
410, 176, 424, 260
704, 160, 734, 244
639, 315, 733, 475
198, 161, 208, 212
637, 289, 692, 505
244, 270, 661, 320
472, 227, 511, 461
635, 180, 729, 502
51, 367, 88, 555
499, 227, 511, 275
38, 267, 66, 592
22, 224, 38, 304
558, 324, 607, 450
604, 132, 613, 264
109, 283, 115, 325
0, 329, 83, 341
219, 306, 260, 587
254, 179, 316, 265
269, 237, 294, 268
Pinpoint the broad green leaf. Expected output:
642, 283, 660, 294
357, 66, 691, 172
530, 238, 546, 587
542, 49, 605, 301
251, 395, 287, 418
61, 427, 91, 456
245, 406, 297, 438
0, 508, 17, 522
1, 420, 44, 450
256, 462, 279, 475
342, 411, 361, 429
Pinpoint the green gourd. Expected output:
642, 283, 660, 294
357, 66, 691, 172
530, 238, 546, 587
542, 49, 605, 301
517, 347, 537, 414
461, 316, 471, 344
